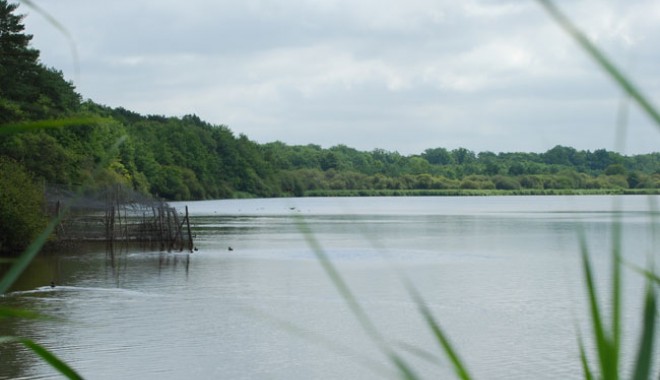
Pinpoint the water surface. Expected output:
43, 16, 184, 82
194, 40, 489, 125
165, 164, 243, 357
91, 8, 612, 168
1, 196, 658, 379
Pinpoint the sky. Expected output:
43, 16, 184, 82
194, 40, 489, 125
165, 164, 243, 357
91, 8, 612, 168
20, 0, 660, 155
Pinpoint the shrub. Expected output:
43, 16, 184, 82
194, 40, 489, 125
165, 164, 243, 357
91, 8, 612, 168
0, 157, 48, 253
493, 176, 521, 190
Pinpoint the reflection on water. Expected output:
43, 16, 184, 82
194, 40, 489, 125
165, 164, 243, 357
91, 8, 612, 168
1, 196, 658, 379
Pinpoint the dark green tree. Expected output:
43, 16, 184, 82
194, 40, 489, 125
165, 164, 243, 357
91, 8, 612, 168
0, 157, 47, 253
422, 147, 454, 165
0, 0, 79, 122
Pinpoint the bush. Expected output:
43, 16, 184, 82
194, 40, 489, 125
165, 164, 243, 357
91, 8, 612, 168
493, 176, 521, 190
0, 157, 48, 253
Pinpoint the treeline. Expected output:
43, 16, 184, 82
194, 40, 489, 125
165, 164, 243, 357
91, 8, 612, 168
6, 104, 660, 201
263, 143, 660, 196
2, 0, 660, 205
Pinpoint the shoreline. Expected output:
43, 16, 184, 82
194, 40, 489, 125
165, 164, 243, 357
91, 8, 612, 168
301, 188, 660, 197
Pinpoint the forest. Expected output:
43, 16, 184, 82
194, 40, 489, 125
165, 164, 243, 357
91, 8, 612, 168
2, 0, 660, 201
2, 0, 660, 250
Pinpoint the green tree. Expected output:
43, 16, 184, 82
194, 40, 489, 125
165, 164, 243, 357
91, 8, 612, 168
0, 157, 47, 253
451, 148, 476, 165
604, 163, 627, 176
0, 1, 79, 122
422, 147, 454, 165
0, 0, 39, 122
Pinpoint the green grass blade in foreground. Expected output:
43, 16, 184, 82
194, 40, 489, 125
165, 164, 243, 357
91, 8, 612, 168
578, 335, 594, 380
579, 234, 616, 380
610, 212, 622, 376
295, 218, 420, 380
0, 337, 83, 379
0, 306, 51, 320
404, 282, 471, 380
240, 305, 397, 379
0, 213, 65, 294
395, 341, 444, 368
20, 338, 84, 380
346, 218, 471, 378
631, 283, 656, 380
18, 0, 80, 80
629, 266, 660, 286
537, 0, 660, 130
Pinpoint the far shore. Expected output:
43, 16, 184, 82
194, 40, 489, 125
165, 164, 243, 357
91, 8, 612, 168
300, 188, 660, 197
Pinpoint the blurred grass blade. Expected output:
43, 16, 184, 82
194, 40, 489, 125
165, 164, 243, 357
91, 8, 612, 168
0, 306, 47, 320
349, 217, 470, 378
578, 234, 615, 379
296, 217, 419, 380
610, 214, 622, 375
0, 117, 105, 135
0, 337, 83, 379
20, 338, 84, 380
18, 0, 80, 80
537, 0, 660, 129
395, 341, 444, 368
630, 265, 660, 286
578, 337, 594, 380
405, 283, 471, 380
0, 214, 65, 294
631, 284, 656, 380
240, 305, 396, 379
389, 355, 420, 380
296, 217, 382, 343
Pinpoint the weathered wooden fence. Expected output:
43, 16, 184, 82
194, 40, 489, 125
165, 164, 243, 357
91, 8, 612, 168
49, 185, 194, 253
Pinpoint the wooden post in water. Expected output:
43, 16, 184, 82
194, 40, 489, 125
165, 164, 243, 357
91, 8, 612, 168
185, 206, 193, 253
172, 210, 183, 251
158, 204, 165, 251
166, 207, 174, 252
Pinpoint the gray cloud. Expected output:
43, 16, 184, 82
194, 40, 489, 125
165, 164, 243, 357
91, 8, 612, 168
23, 0, 660, 154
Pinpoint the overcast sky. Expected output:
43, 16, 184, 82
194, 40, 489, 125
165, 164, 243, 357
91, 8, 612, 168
21, 0, 660, 155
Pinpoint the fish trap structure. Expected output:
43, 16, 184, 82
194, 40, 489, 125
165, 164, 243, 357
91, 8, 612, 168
49, 185, 194, 253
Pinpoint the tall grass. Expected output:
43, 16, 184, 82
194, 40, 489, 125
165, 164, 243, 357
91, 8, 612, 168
539, 1, 660, 378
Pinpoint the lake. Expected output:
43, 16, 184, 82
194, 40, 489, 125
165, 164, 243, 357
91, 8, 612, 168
1, 195, 658, 379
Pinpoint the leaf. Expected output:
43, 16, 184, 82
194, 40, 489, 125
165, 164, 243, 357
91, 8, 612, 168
578, 234, 615, 380
631, 284, 656, 380
578, 338, 594, 380
0, 306, 46, 320
295, 217, 419, 379
18, 0, 80, 80
0, 213, 65, 294
0, 336, 83, 379
20, 338, 84, 380
405, 283, 472, 380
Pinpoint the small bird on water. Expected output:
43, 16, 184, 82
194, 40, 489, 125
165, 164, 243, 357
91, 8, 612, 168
228, 246, 234, 251
50, 281, 55, 288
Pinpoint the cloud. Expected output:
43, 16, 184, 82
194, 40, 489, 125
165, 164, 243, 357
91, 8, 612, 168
22, 0, 660, 154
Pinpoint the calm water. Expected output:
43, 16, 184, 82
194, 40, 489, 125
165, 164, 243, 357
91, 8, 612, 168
1, 195, 658, 379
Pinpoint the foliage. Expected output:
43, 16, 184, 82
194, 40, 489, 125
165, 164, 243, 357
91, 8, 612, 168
0, 156, 47, 253
1, 0, 658, 202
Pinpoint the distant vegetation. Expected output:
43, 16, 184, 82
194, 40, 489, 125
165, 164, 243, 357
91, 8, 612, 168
2, 0, 660, 208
